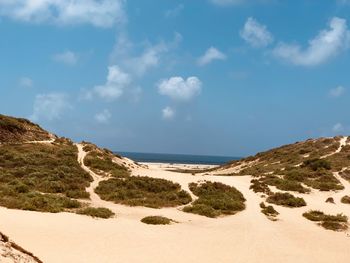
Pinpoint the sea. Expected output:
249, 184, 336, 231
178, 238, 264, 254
117, 152, 241, 165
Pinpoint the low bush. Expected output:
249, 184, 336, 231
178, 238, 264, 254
303, 210, 348, 231
76, 207, 115, 219
250, 179, 271, 195
266, 192, 306, 208
341, 195, 350, 204
183, 181, 246, 218
95, 176, 192, 208
325, 197, 335, 204
141, 216, 173, 225
260, 202, 279, 220
0, 190, 81, 213
263, 176, 310, 193
301, 158, 331, 171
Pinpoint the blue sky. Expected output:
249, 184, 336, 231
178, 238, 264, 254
1, 0, 350, 157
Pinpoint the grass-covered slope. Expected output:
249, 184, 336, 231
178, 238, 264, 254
0, 140, 93, 212
219, 136, 350, 192
82, 143, 130, 178
0, 114, 53, 143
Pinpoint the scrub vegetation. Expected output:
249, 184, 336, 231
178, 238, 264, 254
303, 210, 348, 231
95, 176, 192, 208
183, 181, 246, 218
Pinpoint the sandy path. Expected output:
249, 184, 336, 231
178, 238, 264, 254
0, 161, 350, 262
321, 136, 348, 159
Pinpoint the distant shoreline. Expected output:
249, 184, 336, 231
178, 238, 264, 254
116, 151, 241, 165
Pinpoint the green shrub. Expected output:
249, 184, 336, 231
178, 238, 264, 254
325, 197, 335, 204
260, 202, 279, 220
141, 216, 173, 225
0, 190, 81, 213
341, 195, 350, 204
77, 207, 115, 219
183, 204, 219, 218
250, 179, 271, 195
95, 176, 192, 208
301, 158, 331, 171
264, 176, 310, 193
183, 181, 245, 218
266, 192, 306, 208
303, 210, 348, 231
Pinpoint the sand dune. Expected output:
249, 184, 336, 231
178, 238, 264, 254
0, 161, 349, 263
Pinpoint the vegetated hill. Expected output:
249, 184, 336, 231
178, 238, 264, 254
0, 114, 131, 214
0, 114, 55, 143
216, 136, 350, 193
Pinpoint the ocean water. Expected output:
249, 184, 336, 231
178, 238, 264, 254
117, 152, 241, 165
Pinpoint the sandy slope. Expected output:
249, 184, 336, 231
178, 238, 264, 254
0, 154, 350, 262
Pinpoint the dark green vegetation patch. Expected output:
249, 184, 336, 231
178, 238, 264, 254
83, 145, 130, 178
95, 176, 192, 208
183, 181, 245, 218
266, 192, 306, 208
76, 207, 115, 219
141, 216, 173, 225
303, 210, 348, 231
260, 202, 279, 220
341, 195, 350, 204
0, 142, 92, 212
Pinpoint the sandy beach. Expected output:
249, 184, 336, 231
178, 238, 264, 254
0, 161, 349, 263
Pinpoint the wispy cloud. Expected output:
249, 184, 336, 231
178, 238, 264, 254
240, 17, 274, 48
158, 76, 202, 101
162, 106, 175, 120
209, 0, 245, 6
110, 32, 182, 77
332, 123, 344, 133
53, 51, 78, 66
95, 109, 112, 124
197, 47, 226, 66
30, 93, 70, 121
19, 77, 33, 88
329, 86, 346, 98
0, 0, 126, 28
165, 4, 184, 18
273, 17, 350, 66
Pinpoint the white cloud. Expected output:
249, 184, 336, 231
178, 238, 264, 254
111, 32, 182, 77
92, 65, 131, 101
332, 123, 344, 133
95, 109, 111, 124
30, 93, 70, 121
162, 106, 175, 120
158, 76, 202, 101
210, 0, 244, 6
19, 77, 33, 88
165, 4, 184, 18
53, 50, 78, 65
240, 17, 274, 48
329, 86, 346, 98
197, 47, 227, 66
273, 17, 350, 66
0, 0, 126, 28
